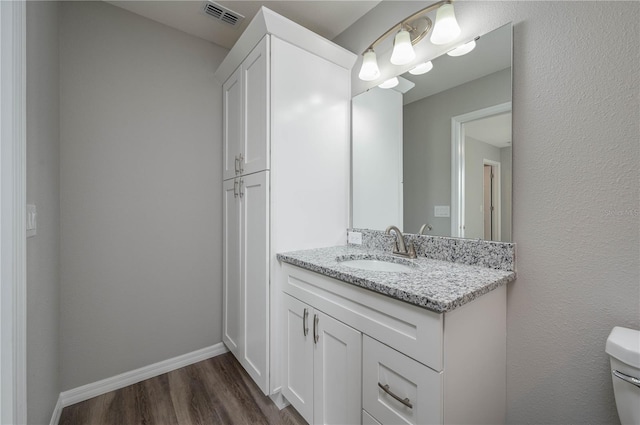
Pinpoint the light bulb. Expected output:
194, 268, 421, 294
409, 61, 433, 75
390, 28, 416, 66
378, 77, 399, 89
358, 49, 380, 81
447, 39, 476, 56
430, 3, 461, 45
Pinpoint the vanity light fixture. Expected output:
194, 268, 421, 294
357, 0, 461, 81
378, 77, 400, 89
358, 48, 381, 81
390, 27, 416, 65
430, 2, 461, 45
409, 60, 434, 75
447, 37, 479, 57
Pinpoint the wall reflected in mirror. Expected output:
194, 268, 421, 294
352, 23, 512, 241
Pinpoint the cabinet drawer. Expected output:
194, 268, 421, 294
363, 410, 382, 425
363, 336, 442, 425
281, 263, 443, 370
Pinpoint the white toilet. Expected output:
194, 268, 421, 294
606, 326, 640, 424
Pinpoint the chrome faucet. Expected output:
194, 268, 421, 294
385, 225, 417, 259
419, 223, 433, 235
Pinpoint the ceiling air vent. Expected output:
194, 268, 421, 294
202, 1, 245, 28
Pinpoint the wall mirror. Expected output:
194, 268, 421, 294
352, 23, 512, 241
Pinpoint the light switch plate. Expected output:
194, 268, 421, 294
26, 204, 37, 238
347, 231, 362, 245
434, 205, 450, 218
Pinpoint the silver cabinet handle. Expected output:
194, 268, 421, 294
303, 308, 309, 336
613, 369, 640, 388
239, 179, 244, 198
238, 153, 244, 174
313, 314, 319, 344
378, 383, 413, 409
233, 179, 238, 198
234, 156, 240, 175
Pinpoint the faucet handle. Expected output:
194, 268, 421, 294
407, 242, 417, 259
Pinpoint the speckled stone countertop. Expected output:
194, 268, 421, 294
277, 245, 516, 313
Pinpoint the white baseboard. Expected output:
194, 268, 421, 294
51, 342, 228, 424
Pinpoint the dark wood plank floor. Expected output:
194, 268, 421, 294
59, 352, 307, 425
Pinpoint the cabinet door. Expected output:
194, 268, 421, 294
240, 171, 270, 394
242, 36, 269, 175
222, 178, 241, 356
313, 312, 362, 425
223, 67, 242, 181
282, 295, 314, 424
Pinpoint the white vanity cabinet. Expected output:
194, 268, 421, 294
280, 262, 507, 425
282, 294, 362, 424
215, 7, 356, 397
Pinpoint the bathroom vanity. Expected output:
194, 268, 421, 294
278, 236, 516, 425
214, 5, 517, 423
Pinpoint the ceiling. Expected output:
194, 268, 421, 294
465, 112, 512, 148
105, 0, 381, 49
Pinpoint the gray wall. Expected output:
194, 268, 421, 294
500, 146, 512, 241
26, 2, 60, 423
59, 1, 228, 390
335, 1, 639, 423
402, 68, 511, 236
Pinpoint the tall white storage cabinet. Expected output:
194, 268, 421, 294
215, 7, 356, 397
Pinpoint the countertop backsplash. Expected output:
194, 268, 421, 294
349, 228, 516, 272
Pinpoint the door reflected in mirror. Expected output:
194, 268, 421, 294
352, 23, 512, 241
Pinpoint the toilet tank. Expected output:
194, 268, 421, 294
606, 327, 640, 425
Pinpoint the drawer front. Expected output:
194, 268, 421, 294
281, 263, 443, 370
363, 409, 383, 425
363, 336, 442, 425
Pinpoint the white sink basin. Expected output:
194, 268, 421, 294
339, 259, 414, 272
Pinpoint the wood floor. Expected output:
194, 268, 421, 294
59, 352, 307, 425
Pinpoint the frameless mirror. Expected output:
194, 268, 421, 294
352, 23, 512, 241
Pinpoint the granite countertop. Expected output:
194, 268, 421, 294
277, 245, 516, 313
